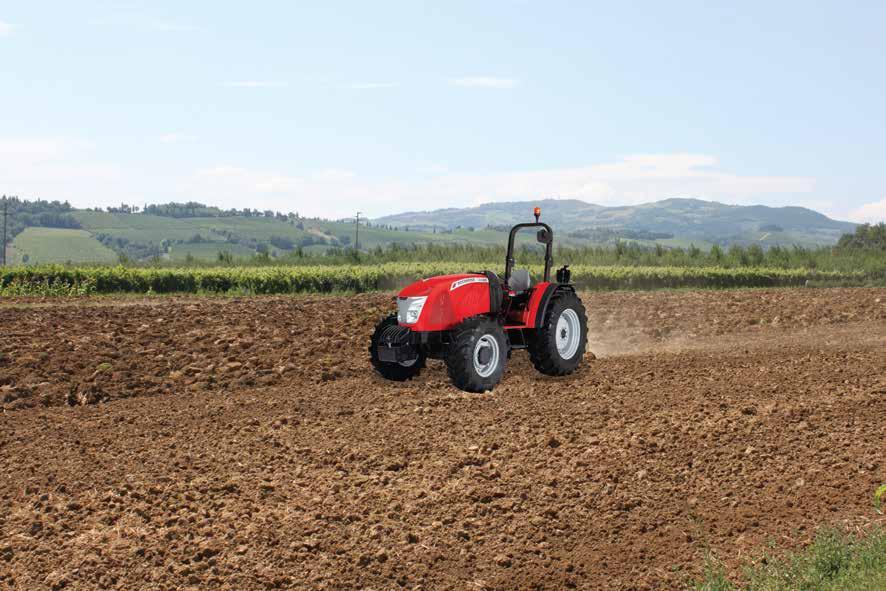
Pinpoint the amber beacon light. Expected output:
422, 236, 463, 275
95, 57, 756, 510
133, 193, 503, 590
533, 207, 541, 222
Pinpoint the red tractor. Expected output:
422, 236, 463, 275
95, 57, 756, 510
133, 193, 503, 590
370, 208, 588, 392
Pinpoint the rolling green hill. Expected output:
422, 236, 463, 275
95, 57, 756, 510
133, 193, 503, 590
10, 227, 118, 264
0, 197, 862, 265
62, 210, 556, 264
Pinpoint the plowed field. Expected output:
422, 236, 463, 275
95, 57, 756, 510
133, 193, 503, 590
1, 288, 884, 590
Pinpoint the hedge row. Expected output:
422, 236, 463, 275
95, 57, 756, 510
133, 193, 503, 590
0, 263, 866, 296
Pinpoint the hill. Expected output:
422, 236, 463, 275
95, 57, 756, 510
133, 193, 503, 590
60, 210, 523, 264
0, 197, 860, 265
375, 198, 857, 247
9, 227, 117, 265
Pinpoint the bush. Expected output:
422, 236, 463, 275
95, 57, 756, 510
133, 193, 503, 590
269, 235, 294, 250
838, 223, 886, 251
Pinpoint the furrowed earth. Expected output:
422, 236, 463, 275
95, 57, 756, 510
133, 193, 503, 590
0, 288, 884, 590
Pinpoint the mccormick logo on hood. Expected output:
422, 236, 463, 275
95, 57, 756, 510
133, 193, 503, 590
450, 276, 489, 291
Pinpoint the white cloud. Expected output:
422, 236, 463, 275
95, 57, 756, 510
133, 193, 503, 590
0, 137, 76, 160
848, 198, 886, 223
0, 137, 122, 201
313, 168, 356, 181
178, 154, 817, 219
0, 140, 827, 221
159, 132, 196, 144
191, 165, 363, 207
450, 77, 518, 89
223, 81, 287, 89
0, 21, 14, 36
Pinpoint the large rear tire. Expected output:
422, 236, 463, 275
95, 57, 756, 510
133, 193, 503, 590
529, 290, 588, 376
445, 316, 508, 392
369, 315, 425, 381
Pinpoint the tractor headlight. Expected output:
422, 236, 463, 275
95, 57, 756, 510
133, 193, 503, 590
398, 296, 427, 324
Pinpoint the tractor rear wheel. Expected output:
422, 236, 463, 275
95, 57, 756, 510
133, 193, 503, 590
370, 315, 425, 381
445, 316, 508, 392
529, 290, 588, 376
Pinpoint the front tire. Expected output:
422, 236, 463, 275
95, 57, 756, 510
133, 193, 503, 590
445, 316, 508, 393
369, 315, 425, 381
529, 290, 588, 376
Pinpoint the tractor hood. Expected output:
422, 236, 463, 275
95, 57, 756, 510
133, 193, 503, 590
397, 273, 487, 298
396, 273, 492, 331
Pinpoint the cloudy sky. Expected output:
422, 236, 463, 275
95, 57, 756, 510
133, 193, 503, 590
1, 1, 884, 222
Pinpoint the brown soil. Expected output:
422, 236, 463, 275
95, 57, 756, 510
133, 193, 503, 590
0, 288, 884, 590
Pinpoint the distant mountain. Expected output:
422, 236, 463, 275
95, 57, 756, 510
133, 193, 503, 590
374, 198, 857, 247
374, 199, 606, 232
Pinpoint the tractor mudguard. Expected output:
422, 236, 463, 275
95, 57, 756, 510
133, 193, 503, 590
482, 270, 503, 315
534, 283, 576, 328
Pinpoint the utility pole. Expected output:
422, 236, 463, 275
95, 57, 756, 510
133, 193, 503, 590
1, 195, 7, 267
355, 211, 362, 251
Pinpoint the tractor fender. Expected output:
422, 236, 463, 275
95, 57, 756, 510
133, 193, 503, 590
483, 271, 503, 315
534, 283, 576, 329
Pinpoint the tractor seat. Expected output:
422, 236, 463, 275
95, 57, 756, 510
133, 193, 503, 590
509, 268, 531, 293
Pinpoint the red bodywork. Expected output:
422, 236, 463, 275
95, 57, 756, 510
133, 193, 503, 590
509, 280, 551, 328
398, 273, 551, 332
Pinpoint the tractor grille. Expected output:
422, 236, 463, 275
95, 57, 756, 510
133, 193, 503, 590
379, 324, 412, 347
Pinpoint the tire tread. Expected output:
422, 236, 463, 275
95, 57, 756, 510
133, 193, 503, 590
445, 316, 507, 392
528, 290, 588, 376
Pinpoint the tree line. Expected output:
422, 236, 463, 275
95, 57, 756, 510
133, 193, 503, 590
138, 223, 884, 282
280, 229, 883, 277
0, 195, 82, 240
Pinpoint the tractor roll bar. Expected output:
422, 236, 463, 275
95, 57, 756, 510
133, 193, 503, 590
504, 222, 554, 285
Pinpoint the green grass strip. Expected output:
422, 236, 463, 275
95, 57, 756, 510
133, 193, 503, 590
695, 527, 886, 591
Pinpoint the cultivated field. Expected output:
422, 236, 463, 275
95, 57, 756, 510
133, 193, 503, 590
0, 288, 884, 589
9, 228, 117, 265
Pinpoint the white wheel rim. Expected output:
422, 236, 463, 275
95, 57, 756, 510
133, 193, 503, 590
399, 357, 417, 367
473, 334, 500, 378
556, 309, 581, 360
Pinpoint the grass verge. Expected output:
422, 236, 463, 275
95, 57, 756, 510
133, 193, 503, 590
694, 526, 886, 591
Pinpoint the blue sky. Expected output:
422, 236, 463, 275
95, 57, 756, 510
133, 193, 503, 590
1, 1, 884, 221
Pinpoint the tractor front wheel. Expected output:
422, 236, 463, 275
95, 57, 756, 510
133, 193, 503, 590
370, 315, 426, 381
529, 290, 588, 376
445, 316, 508, 393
